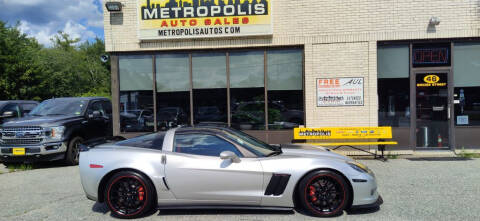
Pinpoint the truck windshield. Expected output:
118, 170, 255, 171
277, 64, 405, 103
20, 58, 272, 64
29, 99, 88, 116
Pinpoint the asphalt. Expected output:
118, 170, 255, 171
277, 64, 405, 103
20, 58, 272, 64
0, 158, 479, 221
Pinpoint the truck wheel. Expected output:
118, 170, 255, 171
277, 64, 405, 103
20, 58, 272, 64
65, 136, 84, 166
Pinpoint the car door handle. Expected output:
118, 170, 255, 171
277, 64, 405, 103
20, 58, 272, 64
161, 155, 166, 164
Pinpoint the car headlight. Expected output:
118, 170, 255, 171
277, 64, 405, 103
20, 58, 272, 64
348, 161, 371, 174
48, 126, 65, 141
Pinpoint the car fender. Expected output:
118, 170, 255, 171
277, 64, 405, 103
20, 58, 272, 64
259, 155, 360, 208
79, 147, 174, 202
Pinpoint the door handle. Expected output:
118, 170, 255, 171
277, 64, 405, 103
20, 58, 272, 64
161, 155, 166, 164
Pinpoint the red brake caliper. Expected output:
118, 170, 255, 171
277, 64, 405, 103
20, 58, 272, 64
138, 186, 145, 201
309, 186, 317, 202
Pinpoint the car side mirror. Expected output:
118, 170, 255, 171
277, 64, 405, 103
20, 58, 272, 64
89, 111, 102, 119
220, 151, 240, 163
1, 111, 16, 118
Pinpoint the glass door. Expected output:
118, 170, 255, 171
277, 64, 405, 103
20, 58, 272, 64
415, 72, 450, 148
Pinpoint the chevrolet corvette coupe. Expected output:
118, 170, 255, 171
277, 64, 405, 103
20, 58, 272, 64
79, 126, 382, 219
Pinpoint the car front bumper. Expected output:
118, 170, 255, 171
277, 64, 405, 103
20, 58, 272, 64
0, 142, 67, 163
351, 195, 383, 209
350, 171, 381, 207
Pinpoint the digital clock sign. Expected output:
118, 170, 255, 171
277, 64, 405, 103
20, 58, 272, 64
412, 43, 451, 67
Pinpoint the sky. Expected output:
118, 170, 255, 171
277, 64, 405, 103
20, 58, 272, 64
0, 0, 104, 47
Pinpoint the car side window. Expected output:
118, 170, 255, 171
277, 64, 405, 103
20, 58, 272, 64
88, 101, 105, 116
102, 101, 112, 118
21, 103, 37, 114
174, 133, 243, 157
1, 104, 21, 117
116, 133, 165, 150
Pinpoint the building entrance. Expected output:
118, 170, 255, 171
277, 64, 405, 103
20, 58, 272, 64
415, 72, 451, 148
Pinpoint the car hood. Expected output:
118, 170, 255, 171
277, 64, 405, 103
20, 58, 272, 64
1, 115, 83, 127
280, 144, 352, 161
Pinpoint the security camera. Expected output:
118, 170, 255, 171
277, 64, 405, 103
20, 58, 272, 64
100, 54, 109, 63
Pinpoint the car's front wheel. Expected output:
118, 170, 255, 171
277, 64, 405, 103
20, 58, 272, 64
298, 170, 350, 217
105, 171, 156, 219
65, 136, 84, 166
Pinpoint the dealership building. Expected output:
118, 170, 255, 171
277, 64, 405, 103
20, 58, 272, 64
103, 0, 480, 151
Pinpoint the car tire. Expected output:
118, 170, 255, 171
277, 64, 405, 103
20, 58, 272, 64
65, 136, 84, 166
298, 170, 350, 217
105, 171, 156, 219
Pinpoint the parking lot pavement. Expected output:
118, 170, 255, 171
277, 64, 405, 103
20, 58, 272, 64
0, 158, 479, 221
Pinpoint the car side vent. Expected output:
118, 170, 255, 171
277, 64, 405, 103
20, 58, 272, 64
264, 173, 291, 196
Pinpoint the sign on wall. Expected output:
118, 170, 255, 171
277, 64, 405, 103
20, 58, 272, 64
316, 77, 364, 107
138, 0, 273, 40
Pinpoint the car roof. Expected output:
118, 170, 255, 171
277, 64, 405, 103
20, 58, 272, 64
0, 100, 39, 103
176, 125, 233, 134
43, 97, 109, 101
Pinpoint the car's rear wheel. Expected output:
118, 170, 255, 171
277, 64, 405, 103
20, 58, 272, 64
105, 171, 155, 219
65, 136, 84, 166
298, 170, 350, 217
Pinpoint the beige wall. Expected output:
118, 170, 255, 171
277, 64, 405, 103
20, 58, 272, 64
104, 0, 480, 128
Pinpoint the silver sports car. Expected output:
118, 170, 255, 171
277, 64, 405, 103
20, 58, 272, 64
79, 126, 382, 219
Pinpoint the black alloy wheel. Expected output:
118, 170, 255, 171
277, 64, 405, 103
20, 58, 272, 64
105, 171, 155, 219
65, 136, 84, 166
298, 170, 350, 217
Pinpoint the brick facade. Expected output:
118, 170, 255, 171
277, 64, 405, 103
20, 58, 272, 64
104, 0, 480, 130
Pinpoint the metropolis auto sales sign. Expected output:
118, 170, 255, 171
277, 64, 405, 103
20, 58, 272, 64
138, 0, 272, 40
316, 77, 364, 107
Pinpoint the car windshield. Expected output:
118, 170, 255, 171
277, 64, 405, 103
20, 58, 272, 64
222, 128, 279, 157
29, 99, 88, 116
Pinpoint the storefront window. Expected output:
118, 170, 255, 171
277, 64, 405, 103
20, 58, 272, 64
156, 54, 191, 130
192, 52, 228, 124
377, 45, 410, 127
119, 55, 154, 132
453, 43, 480, 126
118, 48, 305, 134
267, 49, 304, 130
230, 51, 265, 130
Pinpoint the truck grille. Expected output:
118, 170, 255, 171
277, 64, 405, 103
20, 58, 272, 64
1, 126, 44, 146
2, 138, 43, 145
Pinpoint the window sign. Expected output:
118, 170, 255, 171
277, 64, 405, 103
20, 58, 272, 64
412, 43, 451, 67
457, 115, 469, 125
138, 0, 273, 40
317, 77, 364, 107
416, 73, 447, 88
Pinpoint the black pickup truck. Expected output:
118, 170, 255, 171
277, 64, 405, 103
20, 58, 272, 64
0, 97, 112, 165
